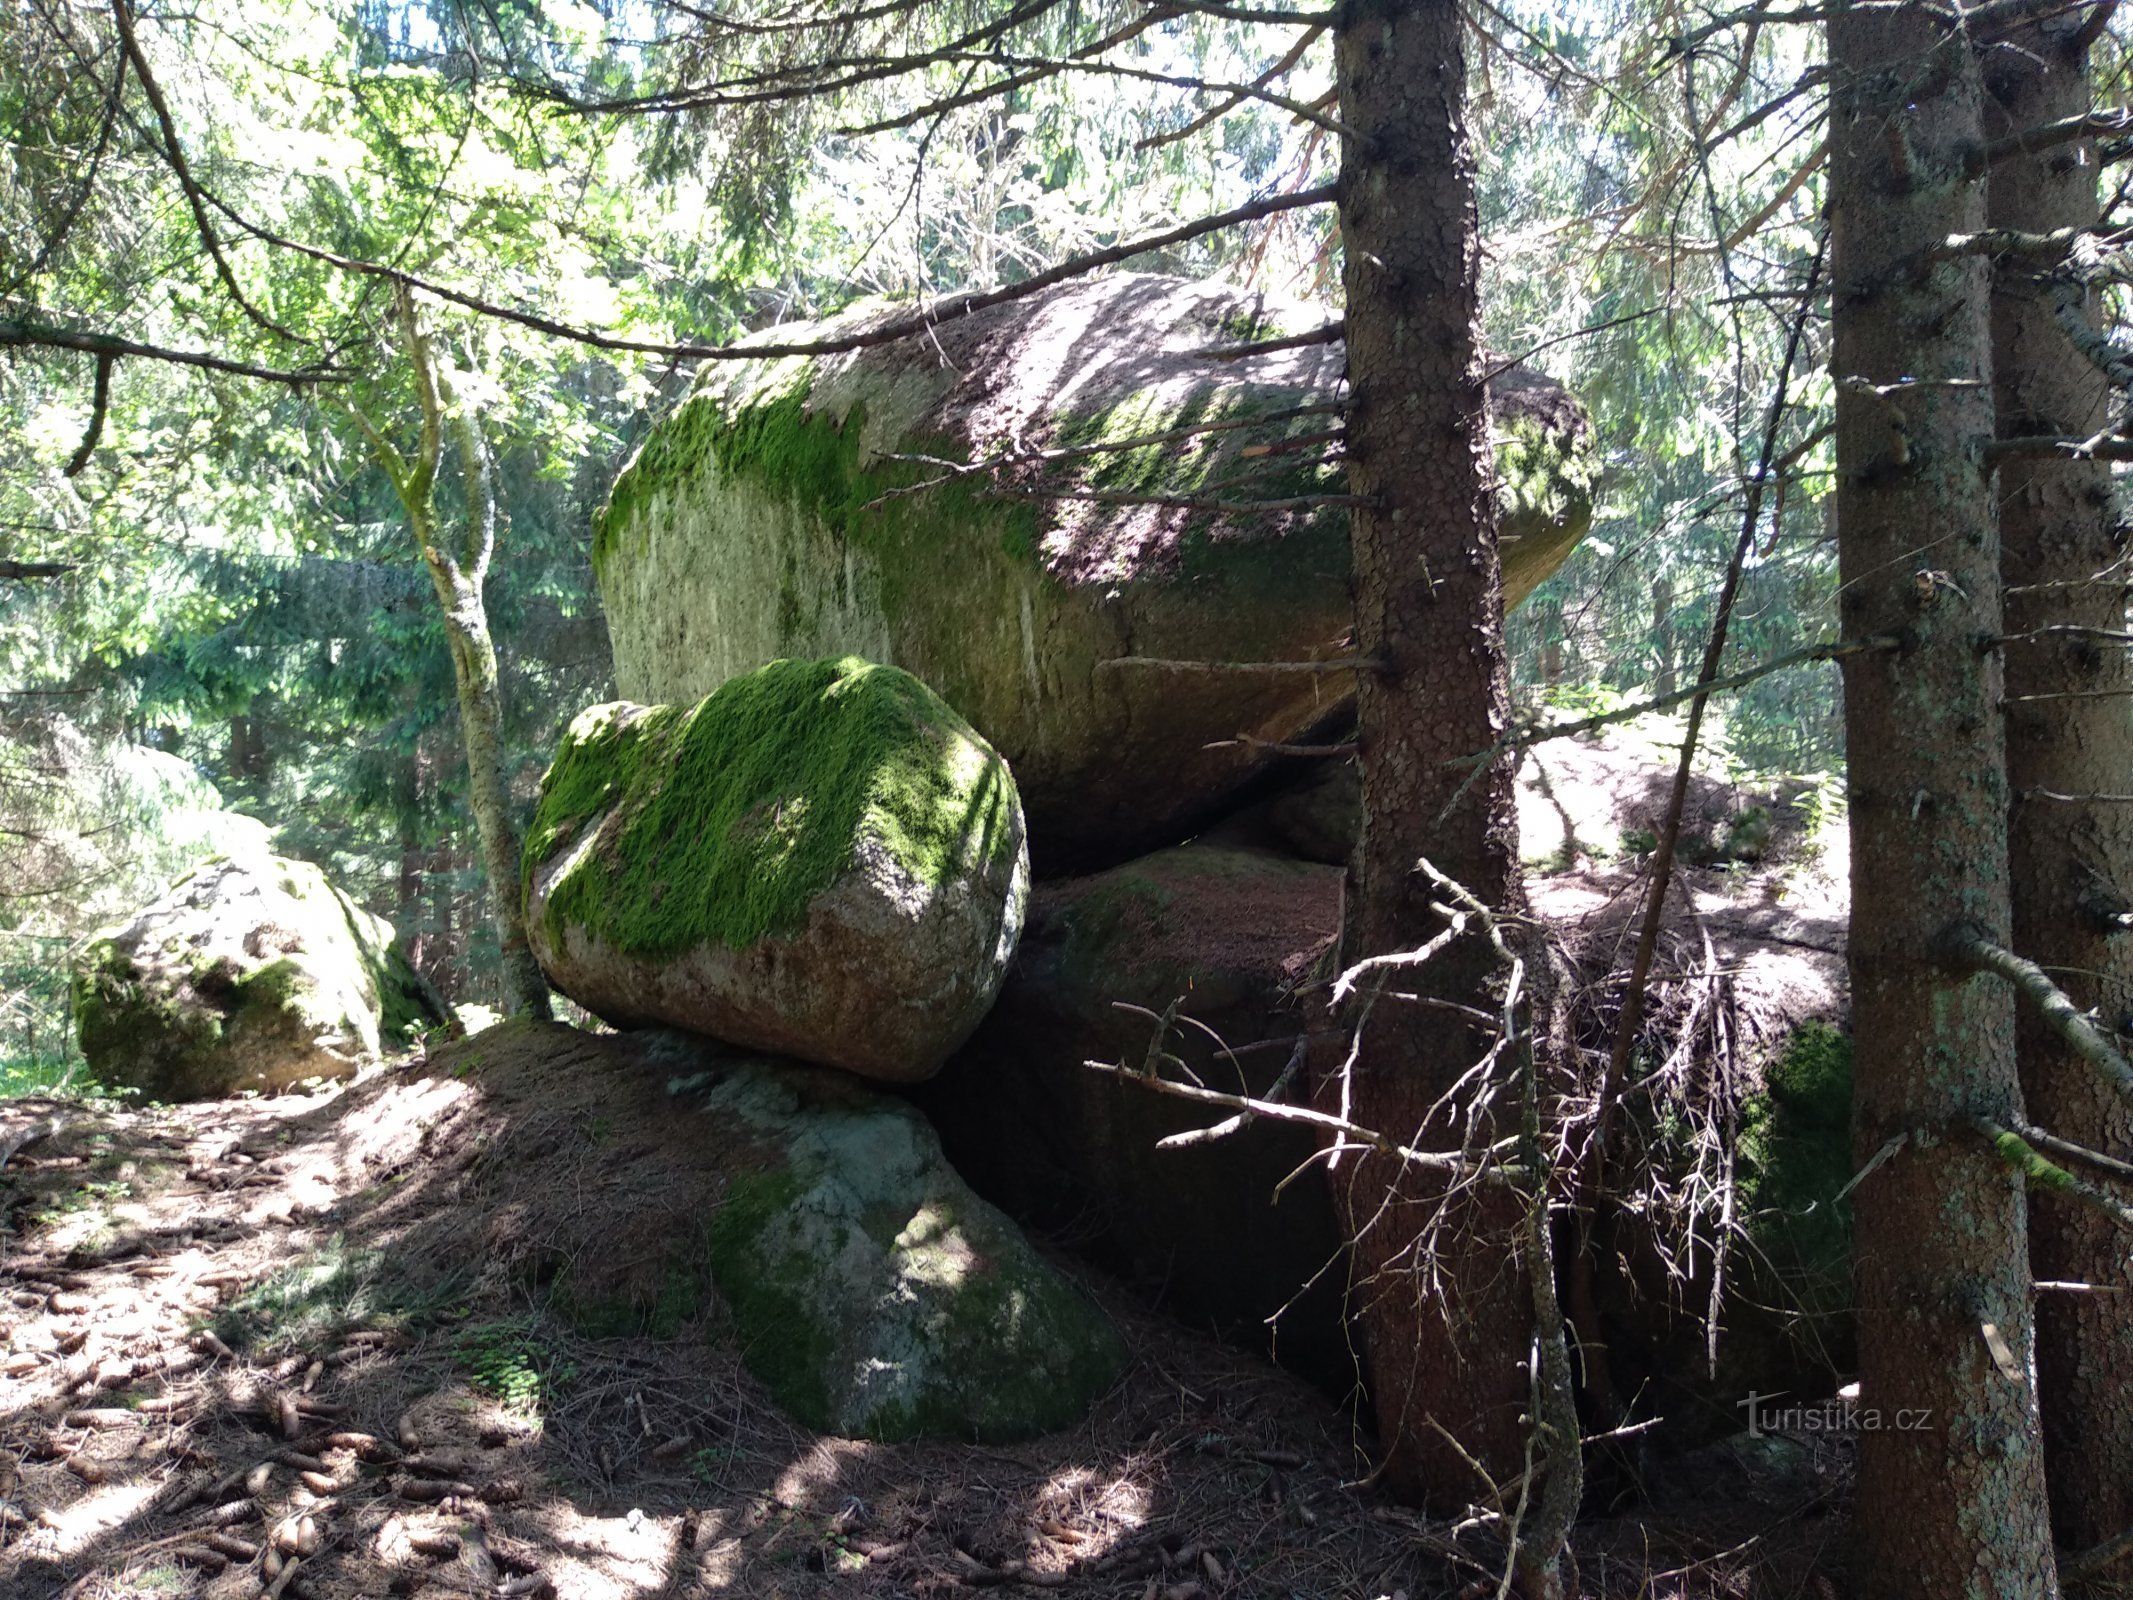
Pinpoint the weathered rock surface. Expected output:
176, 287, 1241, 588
595, 272, 1597, 865
523, 657, 1028, 1083
660, 1034, 1126, 1441
916, 841, 1353, 1382
441, 1021, 1124, 1442
72, 852, 444, 1100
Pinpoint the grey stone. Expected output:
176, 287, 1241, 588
595, 273, 1596, 866
73, 851, 443, 1100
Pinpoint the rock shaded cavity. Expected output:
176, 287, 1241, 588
446, 1022, 1125, 1443
523, 656, 1028, 1083
594, 272, 1596, 866
918, 841, 1352, 1383
72, 852, 443, 1100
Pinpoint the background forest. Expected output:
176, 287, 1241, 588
9, 2, 2133, 1597
0, 0, 1849, 1081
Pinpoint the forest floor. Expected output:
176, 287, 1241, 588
0, 729, 1859, 1600
1, 1039, 1847, 1600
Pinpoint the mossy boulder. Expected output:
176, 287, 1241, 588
523, 657, 1029, 1083
72, 852, 445, 1100
655, 1037, 1128, 1441
595, 272, 1598, 867
915, 840, 1352, 1385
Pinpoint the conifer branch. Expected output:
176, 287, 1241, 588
1946, 927, 2133, 1102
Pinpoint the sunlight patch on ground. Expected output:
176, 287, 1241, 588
517, 1501, 681, 1599
24, 1480, 161, 1560
774, 1437, 873, 1509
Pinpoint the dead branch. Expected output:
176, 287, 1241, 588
1099, 653, 1384, 676
1946, 927, 2133, 1101
1451, 635, 1898, 778
0, 321, 336, 383
61, 352, 114, 478
1973, 1116, 2133, 1231
111, 0, 298, 344
1081, 1057, 1519, 1184
1980, 106, 2133, 168
2063, 1520, 2133, 1581
206, 181, 1337, 363
1196, 320, 1346, 360
1201, 733, 1358, 757
2006, 1116, 2133, 1184
0, 560, 79, 580
979, 484, 1369, 515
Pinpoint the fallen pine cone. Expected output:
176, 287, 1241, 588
394, 1477, 475, 1502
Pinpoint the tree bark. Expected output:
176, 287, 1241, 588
1829, 6, 2058, 1595
364, 287, 552, 1021
1331, 0, 1534, 1513
1985, 6, 2133, 1551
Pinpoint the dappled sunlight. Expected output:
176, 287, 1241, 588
20, 1480, 162, 1561
3, 1004, 1841, 1597
771, 1437, 873, 1511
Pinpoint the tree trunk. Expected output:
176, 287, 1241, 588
425, 556, 551, 1020
1829, 7, 2058, 1595
1985, 10, 2133, 1552
1332, 0, 1533, 1509
366, 285, 551, 1022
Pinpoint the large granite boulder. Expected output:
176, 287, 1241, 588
523, 657, 1028, 1083
595, 272, 1597, 866
73, 852, 444, 1100
915, 841, 1353, 1383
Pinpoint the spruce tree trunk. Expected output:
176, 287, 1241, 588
1829, 7, 2057, 1594
1986, 13, 2133, 1551
1332, 0, 1533, 1504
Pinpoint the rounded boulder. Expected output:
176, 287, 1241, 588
523, 657, 1028, 1082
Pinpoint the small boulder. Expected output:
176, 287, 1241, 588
663, 1038, 1128, 1441
73, 852, 444, 1100
524, 657, 1029, 1083
431, 1021, 1125, 1442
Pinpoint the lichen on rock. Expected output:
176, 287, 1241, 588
524, 657, 1029, 1083
71, 851, 444, 1101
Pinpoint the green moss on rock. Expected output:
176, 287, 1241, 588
678, 1049, 1127, 1442
1736, 1023, 1855, 1342
591, 276, 1598, 866
71, 853, 446, 1101
526, 657, 1019, 956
